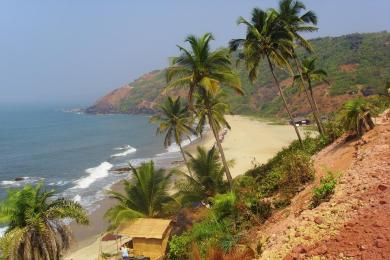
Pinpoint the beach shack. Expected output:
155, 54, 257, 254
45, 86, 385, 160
117, 218, 172, 260
292, 117, 311, 126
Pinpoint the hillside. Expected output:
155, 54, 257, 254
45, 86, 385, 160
86, 31, 390, 117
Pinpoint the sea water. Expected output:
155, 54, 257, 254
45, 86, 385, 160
0, 104, 193, 231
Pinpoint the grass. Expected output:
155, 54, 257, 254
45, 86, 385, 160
310, 171, 338, 208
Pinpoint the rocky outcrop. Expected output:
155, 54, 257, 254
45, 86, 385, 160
86, 85, 133, 114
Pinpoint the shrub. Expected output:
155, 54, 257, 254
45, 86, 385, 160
311, 172, 337, 208
212, 193, 237, 221
323, 114, 344, 142
168, 234, 192, 259
245, 199, 272, 222
168, 192, 243, 259
273, 198, 291, 209
279, 150, 315, 197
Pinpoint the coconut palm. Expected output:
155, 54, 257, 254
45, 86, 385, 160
105, 161, 173, 228
0, 182, 89, 260
193, 91, 236, 186
339, 98, 375, 137
274, 0, 324, 134
230, 8, 303, 144
150, 96, 196, 176
174, 146, 228, 205
166, 33, 243, 187
294, 57, 329, 124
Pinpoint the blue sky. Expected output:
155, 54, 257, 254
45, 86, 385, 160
0, 0, 389, 105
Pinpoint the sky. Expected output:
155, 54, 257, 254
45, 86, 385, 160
0, 0, 389, 105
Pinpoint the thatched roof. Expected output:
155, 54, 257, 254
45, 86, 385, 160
117, 218, 172, 239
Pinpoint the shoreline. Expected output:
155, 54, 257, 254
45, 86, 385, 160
65, 115, 299, 259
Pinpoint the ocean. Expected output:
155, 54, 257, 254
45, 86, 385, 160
0, 105, 192, 228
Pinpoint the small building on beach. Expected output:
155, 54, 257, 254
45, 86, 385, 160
292, 117, 311, 126
117, 218, 172, 260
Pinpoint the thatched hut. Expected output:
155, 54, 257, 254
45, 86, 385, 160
117, 218, 172, 260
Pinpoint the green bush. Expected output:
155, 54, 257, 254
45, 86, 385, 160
245, 199, 272, 222
168, 217, 237, 259
168, 234, 192, 260
212, 193, 237, 221
323, 114, 344, 142
279, 150, 315, 197
273, 198, 291, 209
311, 172, 337, 208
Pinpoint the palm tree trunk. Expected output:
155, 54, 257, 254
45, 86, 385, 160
293, 57, 324, 135
177, 141, 193, 177
308, 78, 322, 124
204, 97, 233, 189
266, 56, 303, 145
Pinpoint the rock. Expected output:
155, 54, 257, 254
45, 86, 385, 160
378, 184, 388, 191
315, 245, 328, 255
314, 216, 324, 225
293, 245, 308, 254
375, 239, 387, 248
14, 177, 25, 181
359, 245, 368, 251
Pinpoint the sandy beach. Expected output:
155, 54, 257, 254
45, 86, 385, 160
65, 115, 299, 259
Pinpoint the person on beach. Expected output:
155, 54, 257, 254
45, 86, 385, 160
120, 246, 130, 260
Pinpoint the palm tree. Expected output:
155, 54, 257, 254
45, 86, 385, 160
339, 98, 375, 137
166, 33, 243, 188
173, 146, 228, 205
0, 182, 89, 260
294, 57, 329, 125
150, 96, 196, 176
274, 0, 324, 134
194, 91, 235, 185
105, 161, 173, 228
230, 8, 303, 144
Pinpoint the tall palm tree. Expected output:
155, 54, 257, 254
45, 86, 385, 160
174, 146, 228, 205
274, 0, 324, 134
230, 8, 303, 144
105, 161, 173, 228
339, 98, 375, 137
194, 91, 235, 186
150, 96, 196, 176
294, 57, 329, 125
0, 182, 89, 260
166, 33, 243, 188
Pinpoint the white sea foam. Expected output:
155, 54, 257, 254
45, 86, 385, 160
0, 177, 42, 187
72, 162, 113, 189
1, 180, 16, 185
111, 146, 137, 157
114, 145, 131, 150
0, 226, 7, 238
73, 194, 82, 202
48, 180, 70, 186
161, 135, 198, 154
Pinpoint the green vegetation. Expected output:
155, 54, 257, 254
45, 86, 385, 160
311, 172, 338, 208
338, 97, 376, 137
98, 31, 390, 118
104, 161, 173, 228
0, 182, 89, 260
174, 146, 228, 206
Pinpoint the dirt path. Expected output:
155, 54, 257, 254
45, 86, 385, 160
254, 109, 390, 259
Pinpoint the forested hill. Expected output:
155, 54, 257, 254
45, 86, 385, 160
86, 31, 390, 117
